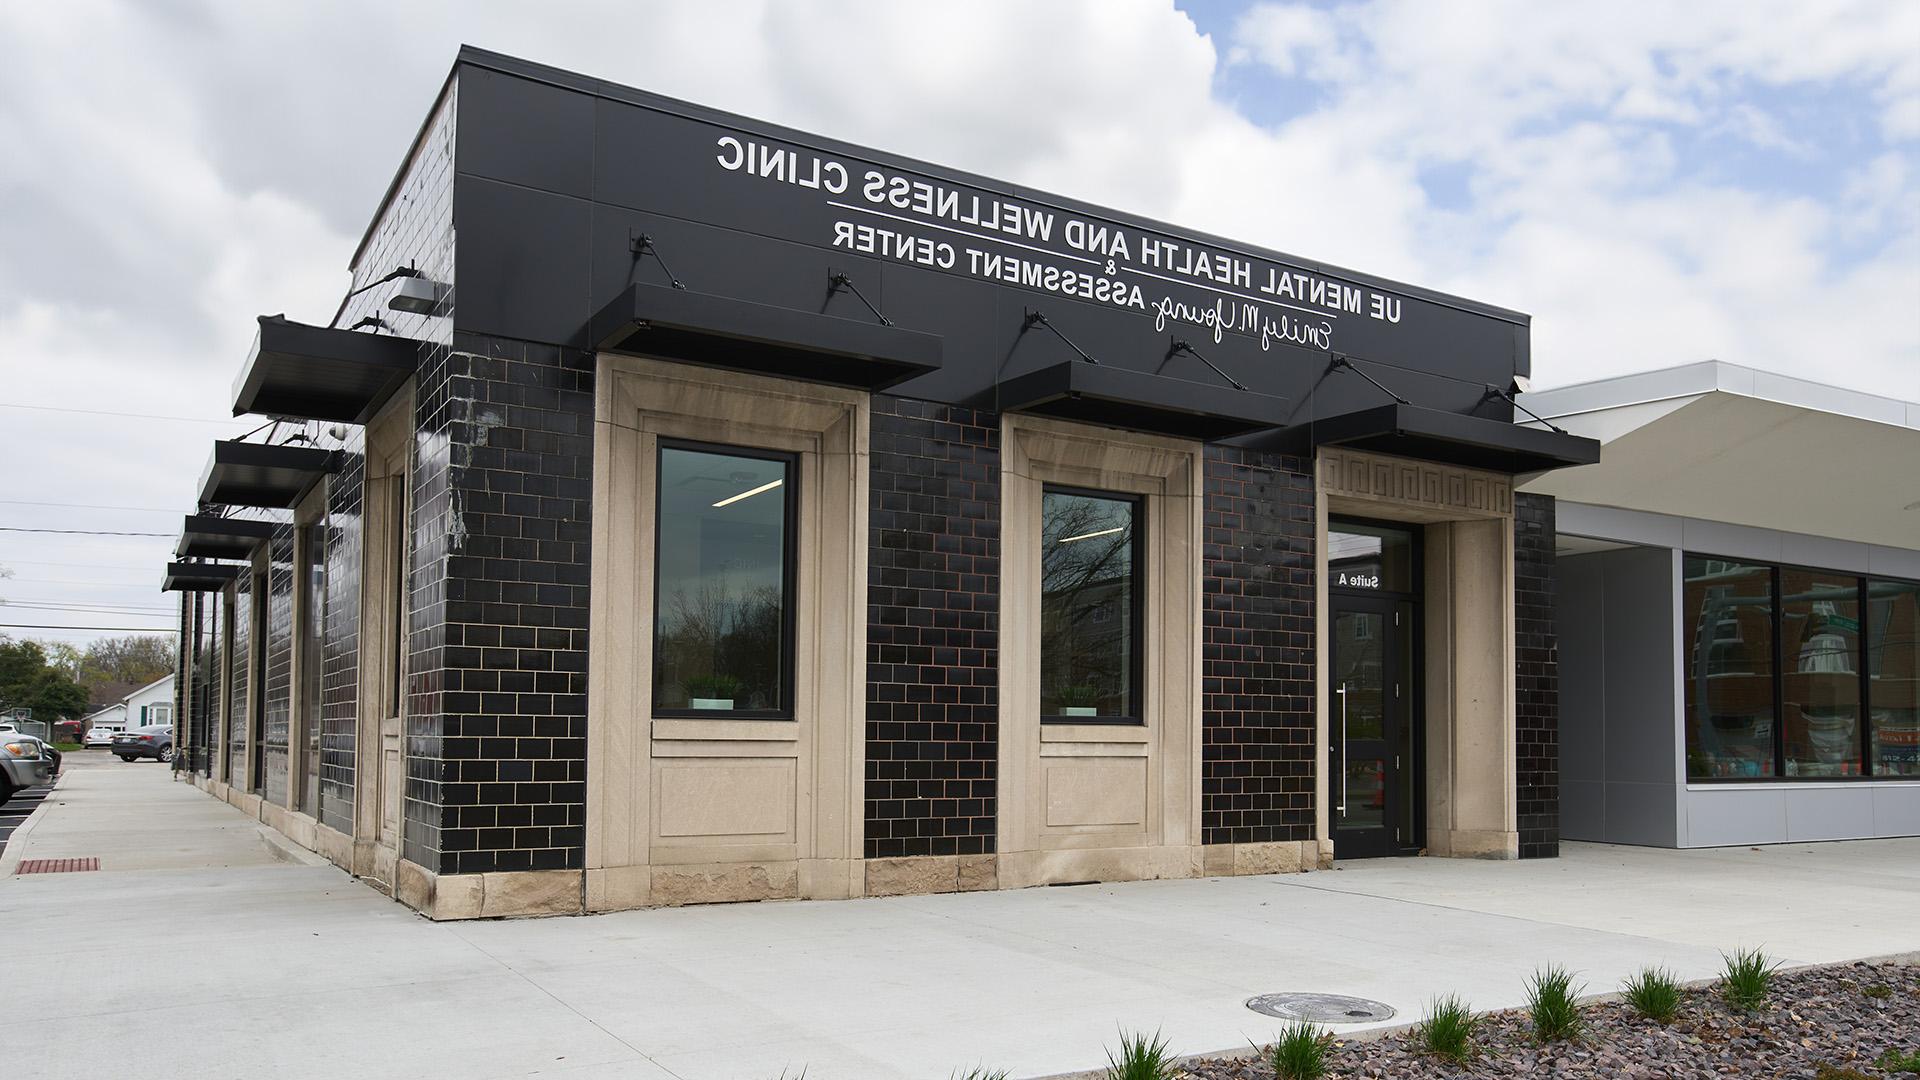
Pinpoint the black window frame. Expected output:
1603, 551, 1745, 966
1682, 551, 1919, 783
650, 437, 800, 721
1039, 483, 1146, 726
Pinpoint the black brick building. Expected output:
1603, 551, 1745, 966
162, 47, 1596, 918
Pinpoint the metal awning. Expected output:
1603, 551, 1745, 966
231, 315, 419, 424
196, 440, 336, 509
162, 562, 241, 593
1285, 402, 1601, 473
175, 514, 275, 560
994, 360, 1290, 441
589, 282, 943, 390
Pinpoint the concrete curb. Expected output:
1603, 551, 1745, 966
0, 775, 65, 877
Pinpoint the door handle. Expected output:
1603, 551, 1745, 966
1334, 681, 1347, 814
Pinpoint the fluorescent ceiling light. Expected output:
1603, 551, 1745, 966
712, 478, 782, 508
1058, 525, 1125, 544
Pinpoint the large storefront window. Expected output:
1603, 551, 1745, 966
653, 443, 794, 716
1040, 488, 1141, 722
1686, 555, 1918, 781
1869, 579, 1920, 777
1684, 558, 1777, 779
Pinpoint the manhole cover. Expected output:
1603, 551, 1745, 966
1245, 993, 1395, 1023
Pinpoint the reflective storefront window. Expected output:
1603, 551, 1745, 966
1041, 489, 1140, 721
653, 444, 793, 715
1782, 570, 1861, 776
1869, 579, 1920, 777
1684, 557, 1776, 779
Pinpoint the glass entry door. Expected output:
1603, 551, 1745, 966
1330, 592, 1417, 857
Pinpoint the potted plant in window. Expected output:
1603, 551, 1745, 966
1055, 683, 1100, 718
683, 674, 745, 711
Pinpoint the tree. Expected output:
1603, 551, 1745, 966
78, 634, 176, 687
0, 637, 92, 721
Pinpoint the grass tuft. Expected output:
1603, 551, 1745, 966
1620, 966, 1683, 1024
1268, 1021, 1334, 1080
1878, 1047, 1920, 1074
1103, 1029, 1175, 1080
1412, 995, 1479, 1063
1861, 983, 1893, 1000
1524, 965, 1585, 1042
1718, 947, 1781, 1011
950, 1069, 1009, 1080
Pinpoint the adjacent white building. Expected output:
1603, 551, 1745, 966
1519, 361, 1920, 847
120, 674, 176, 729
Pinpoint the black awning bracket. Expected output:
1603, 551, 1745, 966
1021, 308, 1100, 366
628, 231, 686, 290
826, 270, 893, 327
1164, 338, 1249, 392
1482, 383, 1569, 435
1328, 353, 1410, 405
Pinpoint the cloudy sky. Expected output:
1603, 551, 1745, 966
1, 0, 1916, 644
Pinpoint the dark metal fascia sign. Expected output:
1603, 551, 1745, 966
710, 134, 1418, 356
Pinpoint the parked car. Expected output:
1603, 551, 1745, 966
1, 732, 57, 805
84, 725, 124, 748
111, 725, 174, 763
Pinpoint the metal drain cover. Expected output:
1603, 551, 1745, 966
1245, 993, 1396, 1023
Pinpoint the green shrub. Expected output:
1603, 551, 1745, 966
1814, 1066, 1872, 1080
1103, 1029, 1175, 1080
1525, 965, 1585, 1042
1413, 995, 1478, 1063
1718, 947, 1780, 1010
1268, 1021, 1334, 1080
1620, 966, 1683, 1024
1861, 983, 1893, 1000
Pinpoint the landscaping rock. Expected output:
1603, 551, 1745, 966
1183, 959, 1920, 1079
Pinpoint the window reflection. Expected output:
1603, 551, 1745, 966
1328, 522, 1415, 592
1782, 570, 1861, 776
1869, 580, 1920, 777
1041, 490, 1139, 720
653, 445, 793, 714
1684, 558, 1776, 779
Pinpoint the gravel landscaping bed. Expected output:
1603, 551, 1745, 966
1181, 958, 1920, 1079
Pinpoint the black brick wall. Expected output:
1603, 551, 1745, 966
864, 397, 1000, 859
227, 570, 251, 783
1515, 491, 1559, 859
261, 531, 295, 806
317, 457, 365, 836
429, 334, 594, 875
1200, 446, 1319, 846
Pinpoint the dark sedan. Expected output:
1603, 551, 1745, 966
111, 725, 174, 763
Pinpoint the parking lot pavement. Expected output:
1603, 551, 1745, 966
0, 783, 53, 854
5, 759, 1918, 1080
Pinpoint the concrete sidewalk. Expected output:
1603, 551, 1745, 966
7, 757, 1917, 1080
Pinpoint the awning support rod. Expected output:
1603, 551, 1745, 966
1165, 338, 1249, 392
1021, 309, 1100, 365
827, 272, 893, 326
1483, 384, 1569, 434
1328, 353, 1410, 405
629, 232, 687, 290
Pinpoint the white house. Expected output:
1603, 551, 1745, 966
82, 702, 128, 735
124, 674, 176, 729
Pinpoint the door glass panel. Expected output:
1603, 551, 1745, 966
1343, 759, 1385, 829
1335, 611, 1385, 739
1396, 599, 1417, 843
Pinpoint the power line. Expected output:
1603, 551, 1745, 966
0, 527, 173, 537
0, 402, 235, 425
4, 577, 166, 588
0, 499, 179, 513
1, 601, 178, 614
0, 623, 174, 632
0, 559, 155, 571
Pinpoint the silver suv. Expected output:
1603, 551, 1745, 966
0, 731, 56, 805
